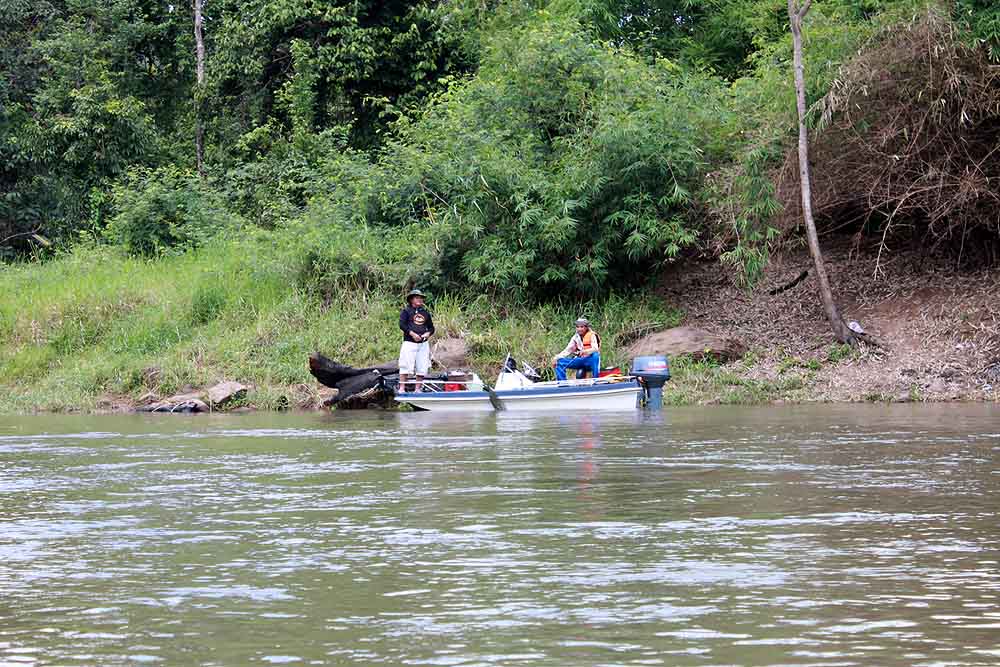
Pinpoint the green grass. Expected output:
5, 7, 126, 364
7, 239, 877, 411
0, 241, 683, 412
662, 352, 811, 405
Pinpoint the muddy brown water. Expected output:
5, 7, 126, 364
1, 405, 998, 666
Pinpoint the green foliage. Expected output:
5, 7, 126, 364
2, 0, 476, 256
366, 15, 730, 296
218, 123, 338, 229
277, 215, 442, 297
825, 342, 857, 363
577, 0, 786, 78
0, 241, 680, 412
210, 0, 474, 147
104, 167, 242, 256
4, 0, 996, 314
190, 283, 229, 325
276, 40, 322, 140
0, 0, 181, 251
957, 0, 1000, 60
715, 144, 783, 285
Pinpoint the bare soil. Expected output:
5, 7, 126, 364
660, 239, 1000, 402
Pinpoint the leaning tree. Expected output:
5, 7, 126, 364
787, 0, 857, 344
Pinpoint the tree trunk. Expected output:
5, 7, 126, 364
788, 0, 855, 344
193, 0, 206, 177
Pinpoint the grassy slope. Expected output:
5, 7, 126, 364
0, 243, 680, 412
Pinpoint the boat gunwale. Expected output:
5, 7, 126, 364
396, 380, 641, 402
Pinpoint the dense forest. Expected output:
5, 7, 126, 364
4, 0, 998, 293
2, 0, 999, 410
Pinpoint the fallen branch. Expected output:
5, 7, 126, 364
308, 352, 398, 403
0, 226, 48, 247
768, 269, 809, 295
308, 352, 397, 386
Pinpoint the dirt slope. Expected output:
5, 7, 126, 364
659, 241, 999, 402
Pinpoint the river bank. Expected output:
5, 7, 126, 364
2, 241, 996, 413
660, 241, 999, 404
0, 242, 679, 413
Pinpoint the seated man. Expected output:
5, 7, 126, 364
551, 318, 601, 381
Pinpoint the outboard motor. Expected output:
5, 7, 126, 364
631, 355, 670, 409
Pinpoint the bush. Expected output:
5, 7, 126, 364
104, 166, 243, 256
792, 8, 1000, 254
322, 15, 736, 298
262, 198, 443, 299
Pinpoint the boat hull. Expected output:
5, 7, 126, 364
396, 381, 641, 412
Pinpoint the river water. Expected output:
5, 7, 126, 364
1, 405, 998, 666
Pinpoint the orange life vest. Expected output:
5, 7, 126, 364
580, 330, 599, 353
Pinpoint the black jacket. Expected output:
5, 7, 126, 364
399, 305, 435, 342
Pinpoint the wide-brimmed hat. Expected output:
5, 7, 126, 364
406, 289, 426, 303
575, 318, 590, 327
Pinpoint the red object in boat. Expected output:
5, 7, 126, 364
598, 366, 622, 377
444, 372, 471, 391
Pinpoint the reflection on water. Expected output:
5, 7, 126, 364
1, 405, 999, 666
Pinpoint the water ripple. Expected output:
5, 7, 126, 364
1, 405, 998, 666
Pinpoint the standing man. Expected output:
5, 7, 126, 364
551, 318, 600, 381
398, 289, 435, 393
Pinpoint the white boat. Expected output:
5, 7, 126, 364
394, 364, 641, 412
